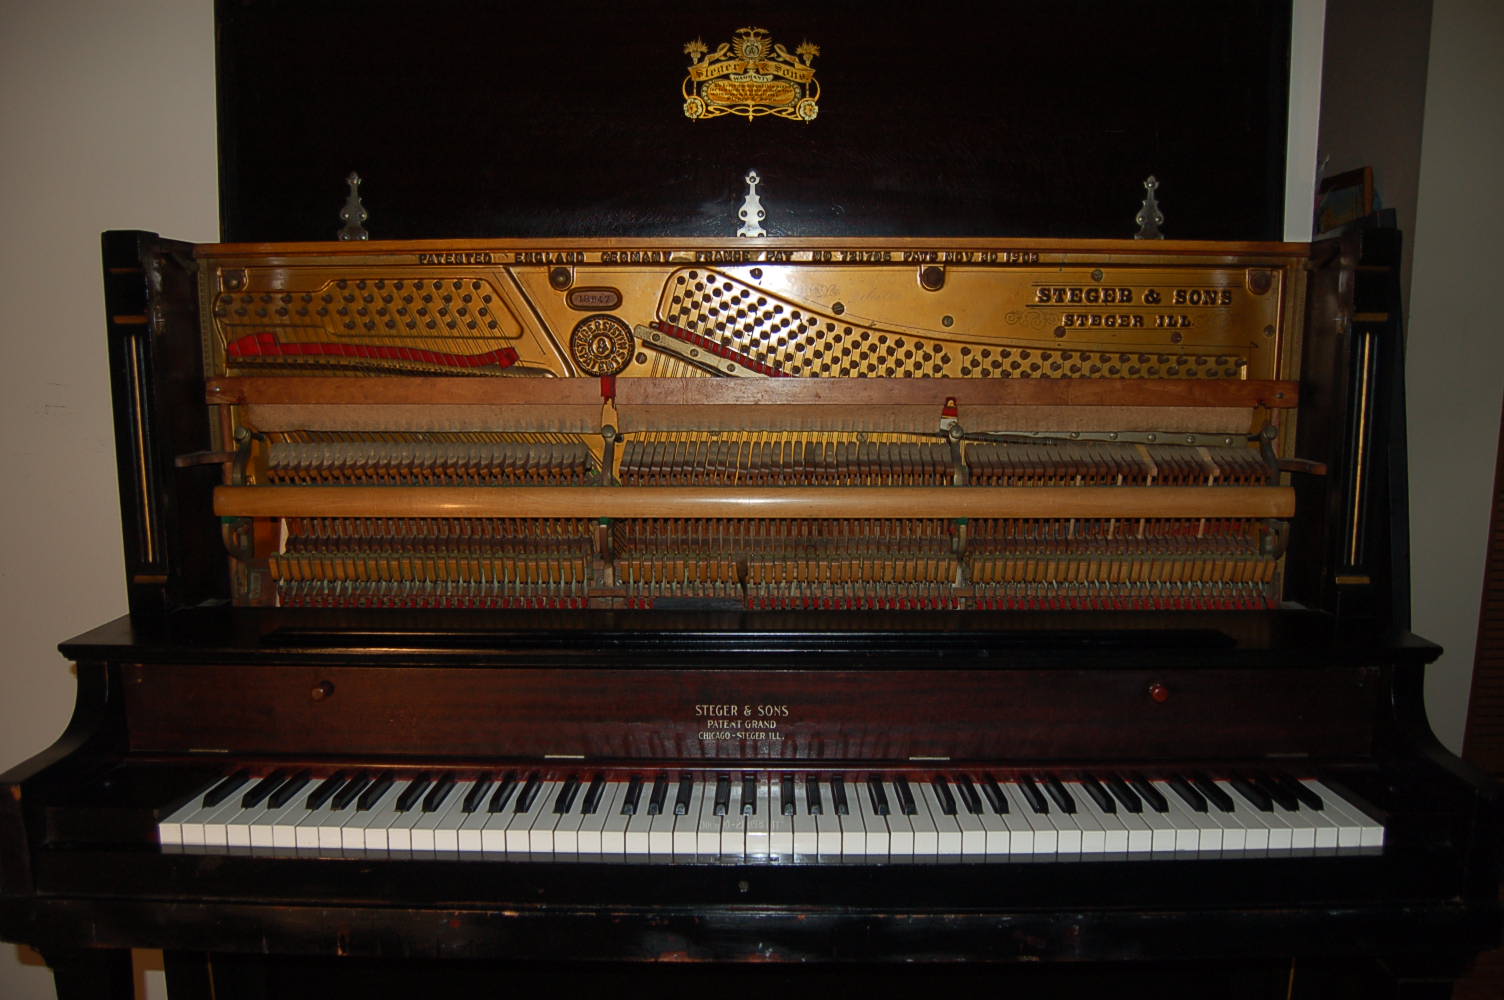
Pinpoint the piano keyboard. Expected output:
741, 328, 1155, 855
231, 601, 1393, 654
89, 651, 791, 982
157, 769, 1384, 862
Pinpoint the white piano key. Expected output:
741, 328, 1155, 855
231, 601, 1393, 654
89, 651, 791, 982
746, 775, 772, 859
1278, 797, 1319, 852
1072, 784, 1127, 854
946, 783, 987, 856
1196, 798, 1245, 854
293, 798, 351, 853
672, 775, 704, 859
646, 780, 678, 857
1292, 782, 1342, 850
988, 782, 1034, 856
384, 797, 428, 854
338, 799, 382, 852
921, 781, 962, 856
576, 779, 619, 856
358, 780, 413, 853
479, 786, 523, 853
248, 797, 297, 850
1135, 793, 1179, 853
792, 778, 818, 859
600, 782, 632, 856
971, 789, 1012, 856
527, 781, 567, 855
719, 777, 751, 859
430, 781, 477, 853
1001, 783, 1055, 856
157, 793, 202, 846
224, 799, 276, 848
1215, 780, 1271, 852
411, 785, 462, 853
812, 777, 842, 859
696, 775, 723, 857
883, 781, 915, 858
179, 797, 242, 848
897, 779, 937, 858
521, 780, 563, 854
855, 778, 889, 858
1046, 793, 1083, 856
835, 778, 866, 858
770, 775, 795, 859
1148, 782, 1202, 854
1063, 783, 1106, 854
1309, 779, 1384, 848
1116, 802, 1154, 853
456, 801, 492, 853
1153, 781, 1222, 853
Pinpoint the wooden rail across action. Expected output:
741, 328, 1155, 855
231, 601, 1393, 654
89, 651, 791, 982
213, 484, 1296, 520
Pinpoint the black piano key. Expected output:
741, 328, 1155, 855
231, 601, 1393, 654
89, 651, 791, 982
1127, 776, 1168, 813
1080, 775, 1116, 814
357, 774, 394, 811
1105, 774, 1143, 813
331, 774, 372, 811
202, 771, 251, 808
422, 774, 456, 812
1251, 774, 1299, 811
267, 770, 311, 809
1274, 773, 1323, 811
781, 774, 797, 816
978, 774, 1008, 814
646, 773, 669, 816
240, 770, 288, 810
396, 774, 433, 812
306, 772, 350, 810
674, 773, 693, 816
461, 776, 493, 814
867, 776, 890, 816
554, 775, 582, 814
515, 772, 543, 813
1189, 772, 1235, 812
741, 773, 757, 815
620, 774, 644, 816
488, 772, 519, 813
831, 775, 850, 816
1229, 776, 1274, 812
806, 774, 823, 816
581, 773, 607, 815
1041, 775, 1076, 814
932, 775, 957, 816
713, 774, 731, 817
1017, 776, 1049, 814
894, 776, 918, 816
1167, 775, 1208, 813
954, 774, 983, 814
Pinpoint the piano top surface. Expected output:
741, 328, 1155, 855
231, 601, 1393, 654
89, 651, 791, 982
59, 606, 1440, 670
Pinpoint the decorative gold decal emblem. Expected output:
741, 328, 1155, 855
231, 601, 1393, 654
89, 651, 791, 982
682, 27, 820, 122
569, 314, 634, 376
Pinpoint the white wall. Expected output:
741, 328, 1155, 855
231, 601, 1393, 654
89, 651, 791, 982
0, 2, 217, 997
1408, 0, 1504, 752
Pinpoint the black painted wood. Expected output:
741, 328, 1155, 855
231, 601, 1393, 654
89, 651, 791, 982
216, 0, 1290, 242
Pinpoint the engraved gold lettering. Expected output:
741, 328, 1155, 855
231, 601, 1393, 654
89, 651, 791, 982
415, 251, 495, 265
1170, 288, 1233, 306
513, 251, 585, 265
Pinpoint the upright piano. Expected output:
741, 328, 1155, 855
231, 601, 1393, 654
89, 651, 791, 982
1, 227, 1498, 998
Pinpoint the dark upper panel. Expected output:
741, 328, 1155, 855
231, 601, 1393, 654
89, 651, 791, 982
216, 0, 1289, 242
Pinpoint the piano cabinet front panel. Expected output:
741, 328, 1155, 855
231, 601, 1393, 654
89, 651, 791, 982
120, 662, 1381, 761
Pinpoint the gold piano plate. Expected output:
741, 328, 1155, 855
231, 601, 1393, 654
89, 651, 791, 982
199, 238, 1303, 383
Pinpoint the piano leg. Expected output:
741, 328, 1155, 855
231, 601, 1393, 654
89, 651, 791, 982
42, 948, 132, 1000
